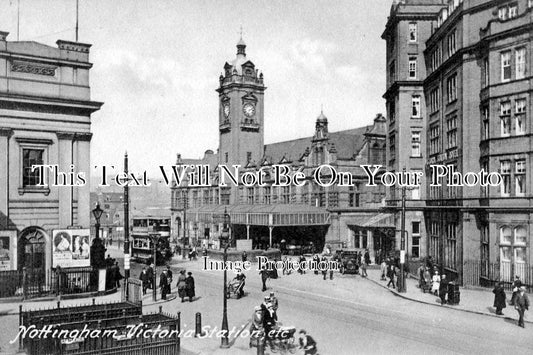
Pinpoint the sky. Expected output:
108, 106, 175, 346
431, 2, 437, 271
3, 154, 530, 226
0, 0, 392, 177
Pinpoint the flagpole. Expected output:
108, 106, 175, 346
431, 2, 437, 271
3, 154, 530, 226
75, 0, 79, 42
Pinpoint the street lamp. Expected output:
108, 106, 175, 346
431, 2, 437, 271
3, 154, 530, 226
90, 202, 106, 269
193, 222, 198, 248
220, 208, 230, 348
398, 181, 407, 293
149, 232, 161, 302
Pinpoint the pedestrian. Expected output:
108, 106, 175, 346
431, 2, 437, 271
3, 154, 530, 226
177, 269, 187, 302
321, 256, 328, 280
313, 254, 320, 275
298, 329, 318, 355
380, 259, 387, 281
242, 251, 248, 262
113, 261, 123, 288
387, 263, 396, 288
431, 270, 440, 295
185, 271, 195, 302
235, 271, 246, 298
360, 261, 367, 278
139, 267, 149, 295
159, 269, 169, 300
165, 266, 173, 294
439, 274, 448, 305
146, 263, 154, 290
364, 249, 371, 265
511, 275, 523, 305
417, 263, 425, 289
282, 256, 288, 275
269, 292, 279, 313
514, 286, 530, 328
298, 255, 306, 274
492, 281, 506, 315
423, 267, 431, 291
260, 266, 269, 291
426, 256, 434, 277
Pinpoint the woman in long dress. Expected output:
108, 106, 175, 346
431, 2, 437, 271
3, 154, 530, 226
431, 270, 441, 295
177, 270, 187, 302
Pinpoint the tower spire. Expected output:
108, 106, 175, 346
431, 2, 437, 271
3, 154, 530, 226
237, 26, 246, 56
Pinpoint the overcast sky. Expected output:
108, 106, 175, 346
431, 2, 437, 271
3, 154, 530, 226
0, 0, 391, 177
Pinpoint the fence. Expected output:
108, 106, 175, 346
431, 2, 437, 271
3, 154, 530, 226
463, 260, 533, 292
0, 266, 116, 299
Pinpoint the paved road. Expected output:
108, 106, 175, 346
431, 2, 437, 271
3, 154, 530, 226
2, 250, 532, 355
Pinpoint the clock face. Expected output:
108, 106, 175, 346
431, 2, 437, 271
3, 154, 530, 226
243, 103, 256, 117
223, 104, 230, 118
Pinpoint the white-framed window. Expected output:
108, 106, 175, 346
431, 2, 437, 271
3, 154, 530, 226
482, 106, 489, 140
409, 22, 417, 42
411, 221, 421, 258
446, 74, 457, 103
529, 0, 533, 8
516, 47, 526, 80
500, 225, 528, 281
515, 98, 526, 135
429, 87, 440, 113
509, 3, 518, 18
447, 30, 456, 58
500, 160, 511, 196
411, 130, 421, 157
412, 95, 421, 117
430, 124, 440, 156
409, 57, 417, 79
446, 116, 457, 149
501, 51, 511, 82
411, 172, 421, 200
445, 222, 457, 269
481, 160, 489, 197
515, 160, 526, 196
500, 101, 511, 136
16, 137, 52, 194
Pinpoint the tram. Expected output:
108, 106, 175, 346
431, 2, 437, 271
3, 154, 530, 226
131, 216, 173, 265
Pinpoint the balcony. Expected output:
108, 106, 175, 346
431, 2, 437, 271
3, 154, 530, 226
240, 119, 260, 132
219, 120, 231, 133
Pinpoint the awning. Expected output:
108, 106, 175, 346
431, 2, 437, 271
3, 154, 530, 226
347, 213, 395, 229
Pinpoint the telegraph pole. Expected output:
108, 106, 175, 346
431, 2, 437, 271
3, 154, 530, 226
398, 169, 407, 293
123, 152, 130, 280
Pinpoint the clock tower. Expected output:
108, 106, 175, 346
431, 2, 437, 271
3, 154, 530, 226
217, 38, 266, 169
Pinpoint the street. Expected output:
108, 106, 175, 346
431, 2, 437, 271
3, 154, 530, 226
118, 248, 533, 355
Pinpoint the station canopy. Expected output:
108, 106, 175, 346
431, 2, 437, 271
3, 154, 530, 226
186, 204, 330, 227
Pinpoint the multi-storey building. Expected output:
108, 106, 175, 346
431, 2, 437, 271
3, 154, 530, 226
0, 31, 102, 273
383, 0, 446, 263
385, 0, 533, 286
170, 39, 390, 257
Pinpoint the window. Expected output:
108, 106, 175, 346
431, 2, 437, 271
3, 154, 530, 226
481, 225, 489, 277
446, 74, 457, 103
482, 106, 489, 140
388, 99, 396, 123
22, 149, 44, 187
281, 186, 290, 204
411, 172, 421, 200
263, 186, 271, 204
348, 185, 360, 207
411, 131, 421, 157
529, 0, 533, 8
515, 160, 526, 196
515, 98, 526, 135
412, 221, 421, 258
500, 226, 528, 281
412, 95, 421, 117
409, 22, 417, 42
447, 30, 456, 58
500, 160, 511, 196
445, 222, 457, 269
509, 3, 518, 18
389, 134, 396, 160
430, 221, 440, 264
483, 57, 489, 87
498, 6, 508, 20
500, 101, 511, 136
446, 116, 457, 149
389, 61, 396, 82
516, 47, 526, 80
501, 51, 511, 82
408, 57, 417, 79
430, 124, 440, 155
429, 87, 440, 113
328, 192, 338, 207
431, 45, 441, 72
481, 160, 489, 197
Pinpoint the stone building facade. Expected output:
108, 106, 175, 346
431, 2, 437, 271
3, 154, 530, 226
0, 31, 102, 272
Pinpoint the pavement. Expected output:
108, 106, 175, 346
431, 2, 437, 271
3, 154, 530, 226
365, 268, 533, 324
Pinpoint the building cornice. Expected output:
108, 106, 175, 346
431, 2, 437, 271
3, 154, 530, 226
0, 93, 103, 115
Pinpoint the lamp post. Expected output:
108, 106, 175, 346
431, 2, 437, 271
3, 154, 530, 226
123, 152, 130, 280
398, 182, 407, 293
90, 203, 106, 269
193, 222, 198, 248
149, 232, 161, 302
220, 208, 230, 348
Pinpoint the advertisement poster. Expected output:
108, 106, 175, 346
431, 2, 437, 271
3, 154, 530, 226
52, 229, 91, 268
0, 231, 16, 271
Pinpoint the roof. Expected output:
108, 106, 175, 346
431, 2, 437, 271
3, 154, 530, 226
264, 125, 370, 163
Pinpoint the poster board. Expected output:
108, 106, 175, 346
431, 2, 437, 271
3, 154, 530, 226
53, 229, 91, 268
0, 230, 17, 271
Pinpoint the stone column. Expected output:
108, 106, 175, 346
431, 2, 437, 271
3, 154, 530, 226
367, 229, 374, 263
56, 132, 74, 227
75, 133, 92, 228
0, 128, 12, 229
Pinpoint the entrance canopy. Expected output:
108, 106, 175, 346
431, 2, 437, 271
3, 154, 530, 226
347, 212, 395, 229
187, 204, 330, 227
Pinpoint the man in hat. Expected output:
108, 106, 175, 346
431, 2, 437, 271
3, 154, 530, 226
185, 271, 195, 302
298, 329, 317, 355
511, 275, 523, 305
269, 292, 278, 313
515, 286, 530, 328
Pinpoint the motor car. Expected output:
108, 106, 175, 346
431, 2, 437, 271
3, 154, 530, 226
337, 249, 360, 274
